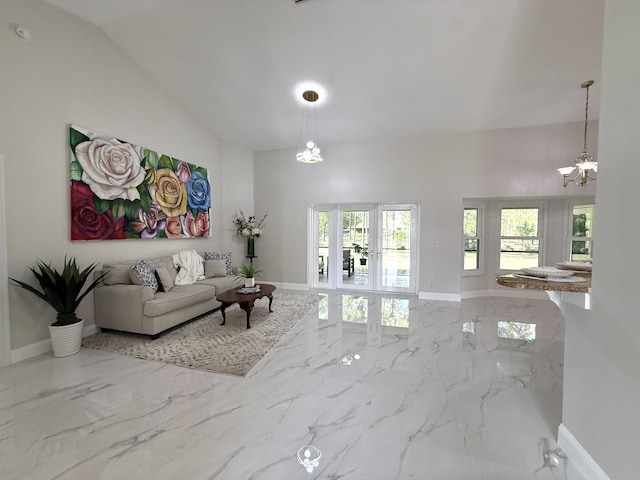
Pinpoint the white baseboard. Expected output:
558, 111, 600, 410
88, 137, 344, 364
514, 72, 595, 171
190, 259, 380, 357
264, 281, 309, 291
558, 424, 611, 480
419, 289, 550, 303
11, 323, 99, 364
418, 291, 462, 302
461, 288, 548, 300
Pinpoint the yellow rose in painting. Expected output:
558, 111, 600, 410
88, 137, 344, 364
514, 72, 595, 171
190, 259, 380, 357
149, 168, 187, 218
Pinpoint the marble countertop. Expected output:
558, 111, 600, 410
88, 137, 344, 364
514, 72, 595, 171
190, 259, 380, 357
497, 271, 591, 293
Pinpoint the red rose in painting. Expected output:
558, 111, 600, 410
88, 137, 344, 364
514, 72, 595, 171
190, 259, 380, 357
71, 181, 125, 240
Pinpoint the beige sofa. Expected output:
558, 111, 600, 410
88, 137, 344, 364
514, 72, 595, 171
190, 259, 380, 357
94, 254, 237, 338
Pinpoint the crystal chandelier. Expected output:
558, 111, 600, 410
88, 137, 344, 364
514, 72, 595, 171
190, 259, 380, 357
296, 90, 323, 164
557, 80, 598, 187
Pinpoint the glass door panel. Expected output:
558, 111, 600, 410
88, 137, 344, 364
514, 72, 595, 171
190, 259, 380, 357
377, 205, 418, 293
338, 207, 375, 290
316, 210, 330, 286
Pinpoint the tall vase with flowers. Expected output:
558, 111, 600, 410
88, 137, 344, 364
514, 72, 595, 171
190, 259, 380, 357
232, 210, 268, 257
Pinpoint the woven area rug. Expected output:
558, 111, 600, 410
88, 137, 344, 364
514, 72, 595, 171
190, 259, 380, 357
82, 292, 319, 377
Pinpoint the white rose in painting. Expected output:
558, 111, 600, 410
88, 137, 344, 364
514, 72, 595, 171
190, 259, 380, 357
75, 137, 145, 200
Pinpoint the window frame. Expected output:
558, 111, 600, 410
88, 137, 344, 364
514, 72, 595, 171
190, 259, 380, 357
497, 202, 545, 272
462, 204, 484, 276
566, 201, 595, 262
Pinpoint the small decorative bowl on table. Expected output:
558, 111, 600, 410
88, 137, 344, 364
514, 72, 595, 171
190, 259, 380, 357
518, 267, 575, 278
556, 261, 593, 272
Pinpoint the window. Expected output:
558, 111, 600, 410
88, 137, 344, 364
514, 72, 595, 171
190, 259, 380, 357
463, 208, 480, 271
500, 207, 541, 270
570, 204, 594, 261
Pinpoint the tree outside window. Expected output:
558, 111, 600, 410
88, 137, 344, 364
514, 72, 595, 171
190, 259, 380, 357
463, 208, 480, 271
571, 205, 594, 261
500, 208, 540, 270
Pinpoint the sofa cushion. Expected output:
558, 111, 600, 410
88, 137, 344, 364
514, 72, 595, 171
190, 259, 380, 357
130, 260, 158, 293
103, 263, 134, 285
204, 259, 227, 278
144, 284, 214, 317
147, 257, 177, 283
155, 265, 174, 292
204, 252, 232, 275
196, 275, 237, 294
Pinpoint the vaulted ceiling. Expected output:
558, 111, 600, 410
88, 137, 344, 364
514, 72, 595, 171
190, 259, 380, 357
43, 0, 604, 151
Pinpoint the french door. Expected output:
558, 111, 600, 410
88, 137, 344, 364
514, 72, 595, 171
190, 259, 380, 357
311, 203, 418, 293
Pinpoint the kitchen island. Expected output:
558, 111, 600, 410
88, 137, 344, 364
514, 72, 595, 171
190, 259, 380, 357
496, 271, 591, 293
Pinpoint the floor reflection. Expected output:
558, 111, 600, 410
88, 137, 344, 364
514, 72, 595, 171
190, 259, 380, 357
0, 292, 570, 479
497, 320, 537, 351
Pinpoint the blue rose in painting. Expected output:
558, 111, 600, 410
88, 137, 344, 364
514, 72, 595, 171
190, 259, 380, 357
186, 171, 210, 211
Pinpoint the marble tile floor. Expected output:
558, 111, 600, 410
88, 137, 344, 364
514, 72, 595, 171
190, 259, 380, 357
0, 292, 588, 480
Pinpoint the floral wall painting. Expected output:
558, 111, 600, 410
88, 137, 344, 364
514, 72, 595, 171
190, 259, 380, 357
69, 125, 211, 240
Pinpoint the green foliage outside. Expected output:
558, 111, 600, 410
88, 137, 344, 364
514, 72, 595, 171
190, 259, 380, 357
463, 209, 478, 237
381, 297, 410, 327
341, 295, 368, 323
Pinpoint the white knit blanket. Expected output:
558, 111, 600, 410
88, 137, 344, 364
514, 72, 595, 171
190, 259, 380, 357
172, 250, 205, 285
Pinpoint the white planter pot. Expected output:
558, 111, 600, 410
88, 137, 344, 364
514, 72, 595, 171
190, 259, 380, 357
48, 319, 84, 357
244, 277, 255, 288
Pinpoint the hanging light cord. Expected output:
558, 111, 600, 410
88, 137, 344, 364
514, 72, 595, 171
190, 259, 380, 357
583, 84, 590, 154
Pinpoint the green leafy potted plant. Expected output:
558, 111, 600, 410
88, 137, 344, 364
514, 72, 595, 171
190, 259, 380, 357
352, 243, 369, 265
9, 257, 107, 357
237, 262, 262, 288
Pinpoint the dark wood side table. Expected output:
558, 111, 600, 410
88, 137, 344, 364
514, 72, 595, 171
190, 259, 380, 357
216, 283, 275, 329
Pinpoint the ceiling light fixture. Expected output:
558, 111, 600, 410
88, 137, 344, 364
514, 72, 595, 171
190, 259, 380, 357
557, 80, 598, 187
296, 90, 323, 164
296, 445, 322, 473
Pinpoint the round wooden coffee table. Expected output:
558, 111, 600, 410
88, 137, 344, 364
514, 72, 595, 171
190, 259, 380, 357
216, 283, 276, 329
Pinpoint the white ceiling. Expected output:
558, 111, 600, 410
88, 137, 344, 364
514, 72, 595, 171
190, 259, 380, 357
43, 0, 605, 152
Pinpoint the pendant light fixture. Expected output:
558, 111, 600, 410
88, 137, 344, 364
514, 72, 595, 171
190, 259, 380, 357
296, 89, 323, 164
557, 80, 598, 187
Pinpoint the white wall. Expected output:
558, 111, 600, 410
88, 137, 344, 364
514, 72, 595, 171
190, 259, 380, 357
254, 123, 597, 293
0, 0, 236, 349
221, 142, 255, 267
560, 1, 640, 478
0, 155, 10, 366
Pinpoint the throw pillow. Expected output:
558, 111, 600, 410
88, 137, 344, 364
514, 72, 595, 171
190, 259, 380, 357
154, 270, 165, 292
204, 259, 227, 278
129, 260, 158, 293
155, 265, 174, 292
204, 252, 232, 275
128, 269, 142, 285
